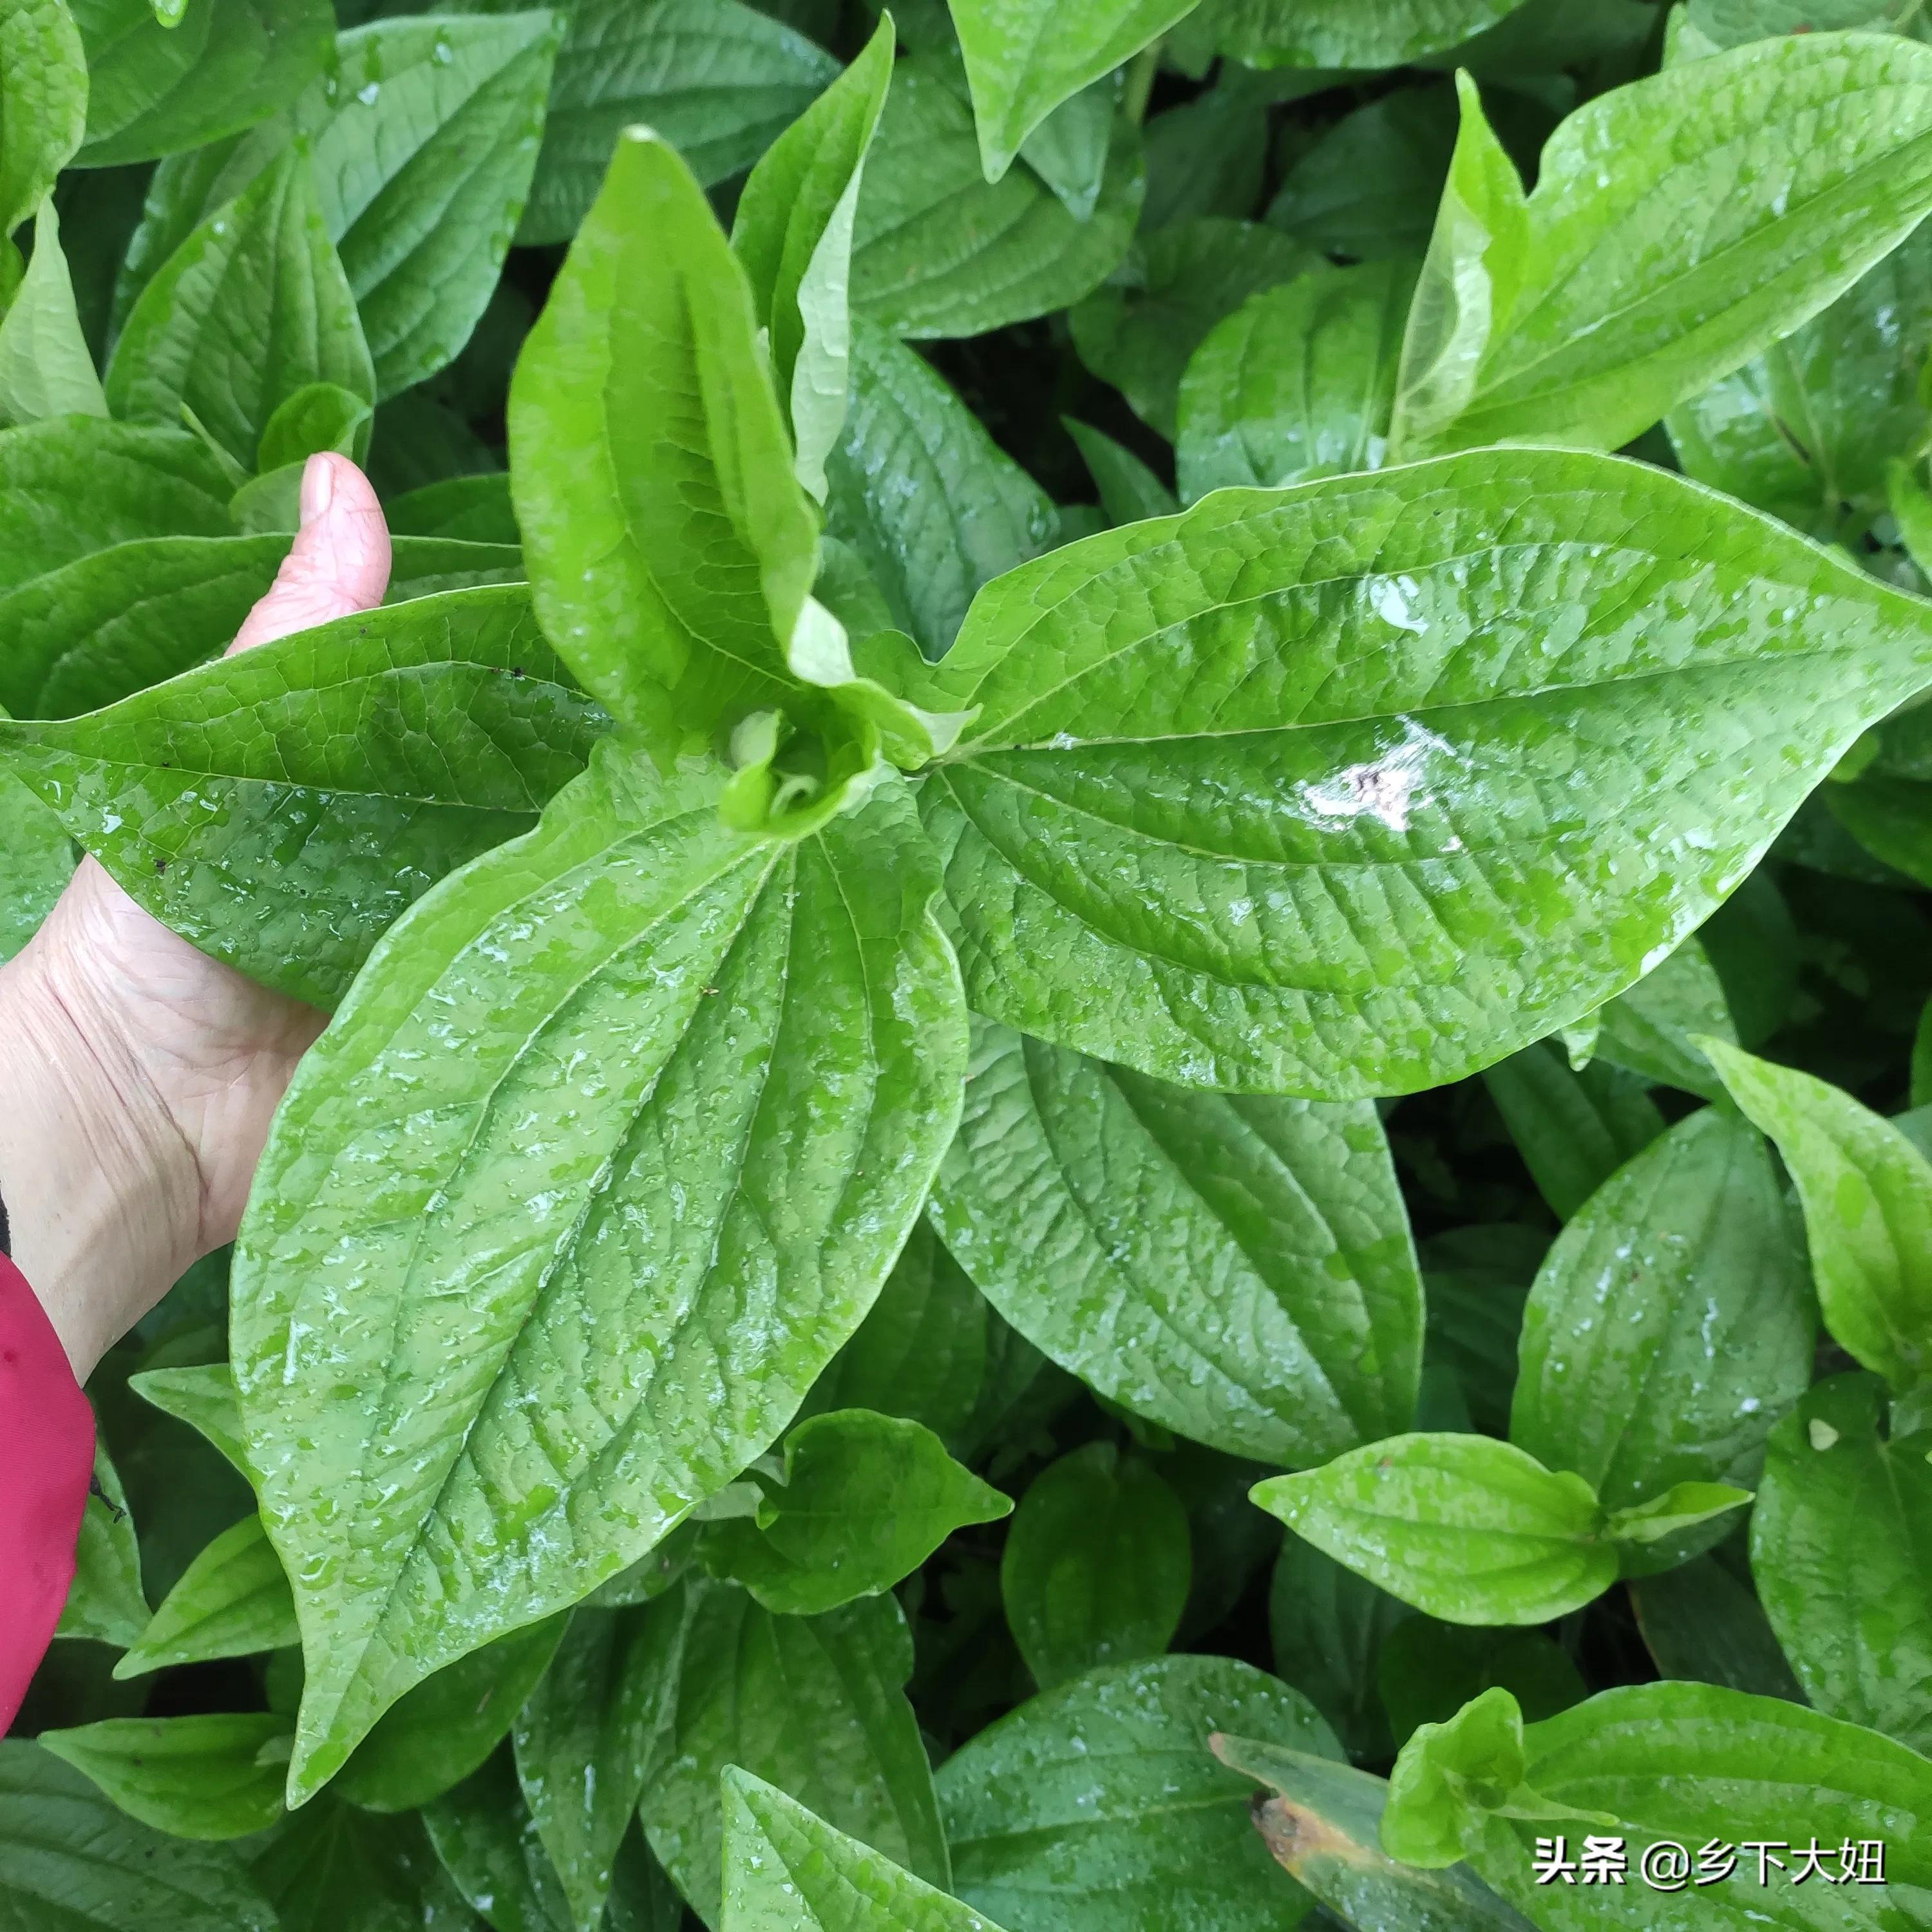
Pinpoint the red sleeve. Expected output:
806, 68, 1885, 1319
0, 1253, 95, 1734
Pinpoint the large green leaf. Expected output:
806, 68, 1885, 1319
937, 1654, 1342, 1932
1510, 1108, 1814, 1520
1705, 1039, 1932, 1392
1211, 1736, 1538, 1932
1253, 1435, 1619, 1625
948, 0, 1194, 179
723, 1772, 1009, 1932
1069, 217, 1316, 440
850, 55, 1143, 341
1177, 260, 1415, 502
38, 1714, 290, 1842
0, 587, 607, 1009
0, 202, 108, 426
0, 1741, 278, 1931
507, 126, 819, 766
0, 0, 86, 234
113, 1513, 298, 1678
634, 1578, 951, 1925
824, 323, 1055, 662
0, 532, 521, 721
916, 449, 1932, 1098
130, 15, 563, 399
1752, 1374, 1932, 1753
999, 1442, 1189, 1690
512, 1609, 662, 1932
506, 0, 838, 248
105, 150, 374, 473
231, 745, 964, 1799
0, 419, 234, 592
703, 1408, 1010, 1616
70, 0, 332, 169
1193, 0, 1531, 68
933, 1023, 1423, 1461
732, 17, 893, 502
1408, 35, 1932, 454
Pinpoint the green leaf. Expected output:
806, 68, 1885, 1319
1601, 1480, 1752, 1552
57, 1443, 149, 1647
1069, 217, 1317, 439
425, 1750, 574, 1932
938, 1654, 1343, 1932
70, 0, 332, 169
106, 150, 373, 474
1176, 259, 1417, 501
129, 1363, 249, 1477
1387, 71, 1527, 459
512, 1609, 662, 1932
918, 449, 1932, 1098
113, 1512, 298, 1678
1481, 1043, 1665, 1221
1194, 0, 1531, 68
1209, 1736, 1539, 1932
507, 126, 822, 766
37, 1714, 290, 1842
851, 55, 1144, 341
723, 1771, 1010, 1932
231, 745, 963, 1797
1704, 1039, 1932, 1391
1414, 35, 1932, 454
0, 586, 606, 1008
1752, 1373, 1932, 1753
1141, 71, 1270, 229
1017, 72, 1118, 220
0, 202, 108, 426
1670, 225, 1932, 535
334, 1616, 569, 1813
1269, 1536, 1410, 1762
802, 1220, 995, 1448
0, 1740, 278, 1931
948, 0, 1194, 180
252, 1795, 466, 1932
1063, 418, 1177, 527
511, 0, 839, 249
732, 16, 894, 501
0, 0, 87, 234
998, 1442, 1189, 1691
255, 382, 369, 471
1589, 936, 1738, 1101
704, 1409, 1010, 1617
1630, 1551, 1806, 1701
0, 768, 75, 960
1265, 87, 1463, 267
1388, 1679, 1932, 1908
1376, 1620, 1584, 1750
636, 1578, 951, 1925
0, 417, 234, 592
1378, 1687, 1548, 1871
826, 322, 1056, 662
389, 472, 518, 545
1510, 1107, 1813, 1526
933, 1023, 1423, 1463
1253, 1435, 1616, 1625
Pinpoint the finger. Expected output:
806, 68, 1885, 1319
227, 451, 392, 655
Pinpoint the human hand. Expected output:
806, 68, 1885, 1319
0, 454, 392, 1378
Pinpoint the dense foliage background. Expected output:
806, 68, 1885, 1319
9, 0, 1932, 1928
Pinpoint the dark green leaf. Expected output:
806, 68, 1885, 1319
424, 1751, 573, 1932
938, 1654, 1342, 1932
1629, 1550, 1806, 1701
387, 473, 517, 545
999, 1442, 1189, 1690
1269, 1535, 1410, 1763
1266, 89, 1461, 264
1481, 1043, 1665, 1220
38, 1714, 290, 1842
55, 1443, 148, 1649
933, 1023, 1423, 1462
1195, 0, 1531, 68
1063, 418, 1177, 526
0, 586, 605, 1007
1376, 1620, 1585, 1748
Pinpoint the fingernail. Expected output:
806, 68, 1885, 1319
298, 453, 335, 527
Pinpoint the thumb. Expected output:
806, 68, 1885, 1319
228, 451, 392, 655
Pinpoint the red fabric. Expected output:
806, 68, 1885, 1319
0, 1253, 93, 1734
